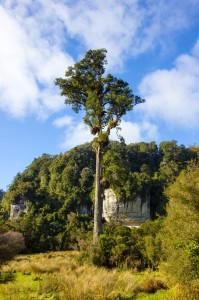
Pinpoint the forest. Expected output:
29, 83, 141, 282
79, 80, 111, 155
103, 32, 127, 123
0, 140, 198, 251
0, 140, 199, 299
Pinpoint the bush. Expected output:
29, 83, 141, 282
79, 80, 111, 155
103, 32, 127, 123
80, 222, 141, 269
135, 278, 167, 294
0, 231, 26, 265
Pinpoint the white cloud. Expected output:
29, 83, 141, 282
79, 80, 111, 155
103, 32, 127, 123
53, 115, 73, 128
0, 0, 199, 118
138, 39, 199, 128
110, 120, 159, 144
0, 3, 74, 118
110, 121, 142, 143
59, 122, 93, 149
52, 0, 199, 68
54, 117, 159, 150
51, 0, 142, 69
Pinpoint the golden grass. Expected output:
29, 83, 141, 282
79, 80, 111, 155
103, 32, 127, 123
2, 251, 76, 275
169, 281, 199, 300
1, 251, 139, 299
1, 251, 193, 300
37, 262, 139, 299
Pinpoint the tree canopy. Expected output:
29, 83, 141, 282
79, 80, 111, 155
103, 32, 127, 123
55, 49, 144, 138
55, 49, 145, 240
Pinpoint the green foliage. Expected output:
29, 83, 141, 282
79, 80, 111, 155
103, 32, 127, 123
2, 141, 198, 253
55, 49, 144, 137
161, 162, 199, 283
81, 221, 139, 268
159, 140, 194, 184
62, 212, 93, 250
2, 144, 95, 252
103, 143, 129, 201
132, 219, 163, 270
81, 218, 164, 271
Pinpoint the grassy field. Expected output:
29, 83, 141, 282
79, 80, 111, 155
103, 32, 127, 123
0, 251, 193, 300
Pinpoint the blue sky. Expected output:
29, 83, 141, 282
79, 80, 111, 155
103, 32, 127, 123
0, 0, 199, 191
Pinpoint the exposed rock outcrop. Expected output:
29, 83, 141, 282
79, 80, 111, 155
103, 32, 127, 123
103, 188, 150, 227
10, 198, 27, 220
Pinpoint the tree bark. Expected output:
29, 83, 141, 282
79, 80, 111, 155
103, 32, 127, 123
93, 146, 103, 242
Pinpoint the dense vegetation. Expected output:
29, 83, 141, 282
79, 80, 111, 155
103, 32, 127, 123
0, 140, 199, 298
0, 140, 197, 251
162, 163, 199, 284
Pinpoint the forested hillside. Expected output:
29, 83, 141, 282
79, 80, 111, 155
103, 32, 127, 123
1, 140, 198, 253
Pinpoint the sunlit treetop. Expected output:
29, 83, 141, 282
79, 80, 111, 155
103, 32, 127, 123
55, 48, 145, 143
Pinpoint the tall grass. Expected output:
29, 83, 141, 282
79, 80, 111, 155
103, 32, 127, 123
38, 267, 138, 299
1, 252, 139, 299
169, 281, 199, 300
1, 251, 196, 300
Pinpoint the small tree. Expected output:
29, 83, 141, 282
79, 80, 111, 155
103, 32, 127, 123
55, 49, 144, 242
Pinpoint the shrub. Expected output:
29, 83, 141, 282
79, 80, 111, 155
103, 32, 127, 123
0, 231, 26, 265
80, 222, 139, 268
135, 278, 167, 294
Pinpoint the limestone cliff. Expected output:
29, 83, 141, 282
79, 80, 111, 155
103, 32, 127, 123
10, 199, 27, 220
9, 188, 150, 225
103, 188, 150, 227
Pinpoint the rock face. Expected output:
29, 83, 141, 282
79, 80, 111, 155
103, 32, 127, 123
103, 188, 150, 227
10, 199, 27, 220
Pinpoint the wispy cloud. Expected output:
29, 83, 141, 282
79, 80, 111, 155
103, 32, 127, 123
52, 0, 199, 67
55, 120, 93, 149
138, 38, 199, 128
0, 0, 198, 119
53, 115, 74, 128
0, 3, 74, 118
110, 120, 159, 144
53, 115, 159, 150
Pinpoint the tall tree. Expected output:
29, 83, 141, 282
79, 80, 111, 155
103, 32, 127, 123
55, 49, 144, 241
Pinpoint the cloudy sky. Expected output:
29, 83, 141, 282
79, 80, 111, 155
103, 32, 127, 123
1, 0, 199, 190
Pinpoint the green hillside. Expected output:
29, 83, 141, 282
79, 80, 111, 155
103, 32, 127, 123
1, 140, 198, 253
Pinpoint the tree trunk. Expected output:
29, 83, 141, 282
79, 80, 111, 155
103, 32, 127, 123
93, 146, 103, 242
